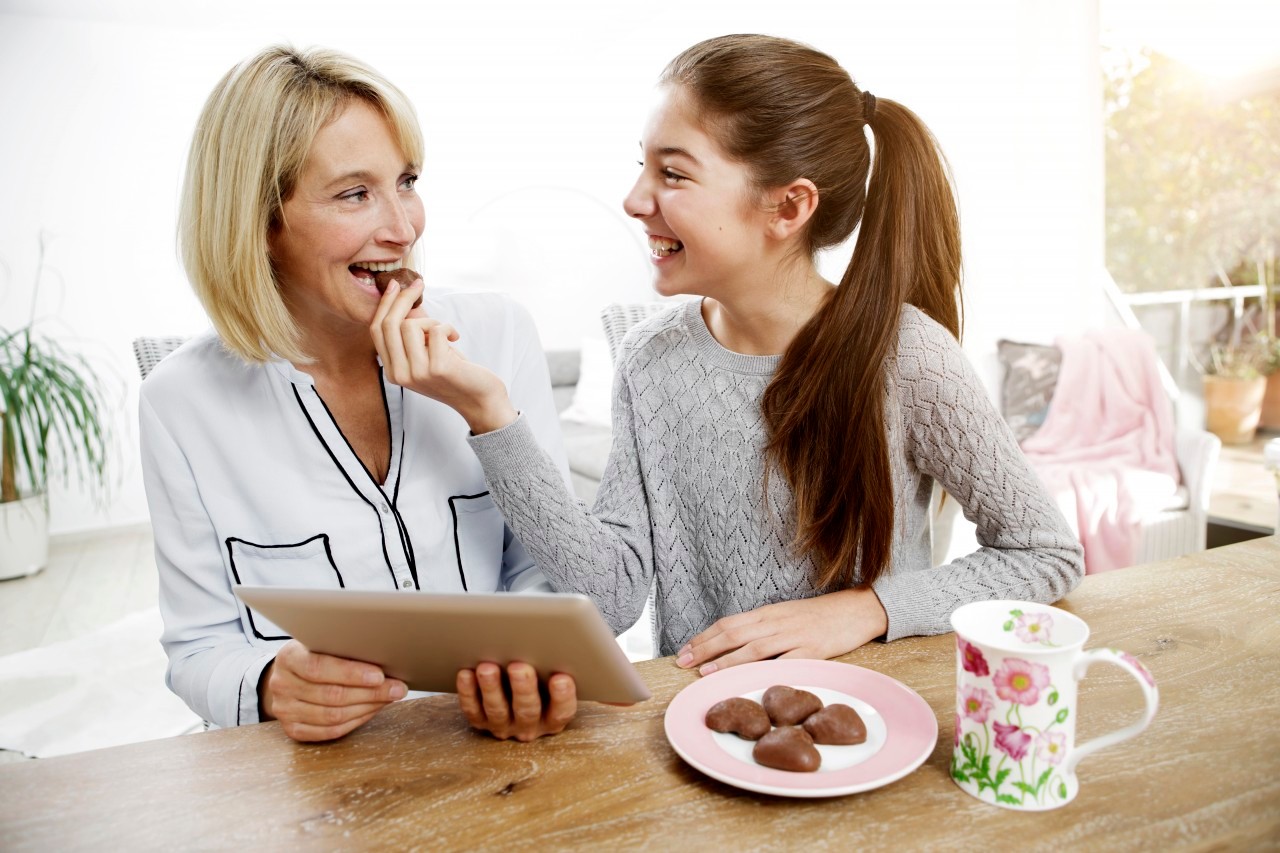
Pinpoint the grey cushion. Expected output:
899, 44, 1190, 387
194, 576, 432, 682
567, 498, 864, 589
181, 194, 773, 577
559, 419, 613, 482
544, 349, 580, 387
996, 339, 1062, 443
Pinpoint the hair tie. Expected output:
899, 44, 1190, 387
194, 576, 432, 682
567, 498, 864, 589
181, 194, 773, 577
862, 90, 877, 121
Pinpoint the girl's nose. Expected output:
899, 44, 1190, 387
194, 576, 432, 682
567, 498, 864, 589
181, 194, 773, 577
622, 175, 654, 219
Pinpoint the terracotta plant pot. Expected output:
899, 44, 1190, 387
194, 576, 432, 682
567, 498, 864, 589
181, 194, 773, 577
1260, 372, 1280, 431
1204, 375, 1268, 445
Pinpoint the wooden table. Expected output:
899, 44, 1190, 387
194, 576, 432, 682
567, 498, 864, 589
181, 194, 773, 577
3, 538, 1278, 851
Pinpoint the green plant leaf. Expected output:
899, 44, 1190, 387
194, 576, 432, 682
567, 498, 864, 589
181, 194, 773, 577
1013, 781, 1037, 795
996, 794, 1021, 805
1058, 782, 1068, 799
1003, 620, 1013, 631
1048, 690, 1059, 705
1037, 768, 1053, 792
1055, 708, 1069, 724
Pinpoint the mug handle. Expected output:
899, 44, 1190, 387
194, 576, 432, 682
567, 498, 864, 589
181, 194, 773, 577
1066, 648, 1159, 774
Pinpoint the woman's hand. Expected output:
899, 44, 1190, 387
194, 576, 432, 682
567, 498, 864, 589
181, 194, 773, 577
456, 662, 578, 742
370, 276, 518, 434
675, 588, 889, 676
260, 639, 407, 742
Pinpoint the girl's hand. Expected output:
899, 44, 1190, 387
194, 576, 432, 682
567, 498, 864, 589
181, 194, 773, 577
261, 639, 408, 742
370, 276, 518, 434
456, 662, 578, 741
674, 588, 889, 676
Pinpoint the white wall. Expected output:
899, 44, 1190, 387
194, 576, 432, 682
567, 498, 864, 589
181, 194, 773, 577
0, 0, 1104, 535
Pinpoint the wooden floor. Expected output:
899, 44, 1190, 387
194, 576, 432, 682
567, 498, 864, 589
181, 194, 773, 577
0, 526, 157, 765
0, 525, 158, 659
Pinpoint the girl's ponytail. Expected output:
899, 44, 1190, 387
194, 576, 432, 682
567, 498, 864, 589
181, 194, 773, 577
665, 35, 962, 590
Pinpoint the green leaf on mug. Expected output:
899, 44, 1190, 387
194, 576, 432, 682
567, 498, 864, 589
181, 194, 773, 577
997, 793, 1021, 805
1037, 768, 1052, 791
1048, 690, 1059, 705
1014, 781, 1037, 795
1055, 708, 1069, 724
1003, 620, 1014, 631
1010, 609, 1023, 617
1058, 782, 1068, 799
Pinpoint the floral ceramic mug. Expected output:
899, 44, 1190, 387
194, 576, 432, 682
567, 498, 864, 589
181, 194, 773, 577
949, 600, 1158, 811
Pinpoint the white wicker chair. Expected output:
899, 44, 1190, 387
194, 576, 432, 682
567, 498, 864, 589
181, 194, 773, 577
601, 302, 670, 360
132, 336, 186, 380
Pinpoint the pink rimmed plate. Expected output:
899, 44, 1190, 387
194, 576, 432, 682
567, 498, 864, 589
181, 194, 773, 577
663, 659, 938, 798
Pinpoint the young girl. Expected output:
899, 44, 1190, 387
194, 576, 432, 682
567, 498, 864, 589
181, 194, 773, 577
373, 34, 1084, 675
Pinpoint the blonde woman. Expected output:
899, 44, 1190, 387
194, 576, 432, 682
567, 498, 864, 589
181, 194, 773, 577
141, 46, 577, 742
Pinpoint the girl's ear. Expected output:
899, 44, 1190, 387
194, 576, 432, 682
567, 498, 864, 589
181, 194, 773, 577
765, 179, 820, 241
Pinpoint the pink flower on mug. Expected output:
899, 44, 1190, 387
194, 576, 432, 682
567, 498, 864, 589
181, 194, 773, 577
993, 657, 1050, 705
993, 721, 1032, 761
954, 713, 962, 747
1014, 612, 1054, 644
958, 637, 990, 677
1118, 650, 1156, 687
960, 685, 994, 723
1036, 730, 1067, 765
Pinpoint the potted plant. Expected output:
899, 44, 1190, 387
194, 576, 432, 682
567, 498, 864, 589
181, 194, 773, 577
1203, 341, 1269, 445
0, 237, 111, 579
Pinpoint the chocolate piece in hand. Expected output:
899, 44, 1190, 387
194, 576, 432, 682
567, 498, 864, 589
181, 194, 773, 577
752, 726, 821, 772
705, 697, 771, 741
373, 268, 423, 309
802, 703, 867, 745
762, 685, 823, 727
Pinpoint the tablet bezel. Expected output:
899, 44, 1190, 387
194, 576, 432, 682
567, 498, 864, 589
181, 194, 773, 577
233, 586, 651, 704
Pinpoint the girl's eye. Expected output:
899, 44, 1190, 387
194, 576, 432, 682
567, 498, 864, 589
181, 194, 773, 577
400, 173, 419, 191
662, 168, 687, 183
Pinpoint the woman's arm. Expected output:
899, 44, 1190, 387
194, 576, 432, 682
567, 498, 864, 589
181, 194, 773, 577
140, 390, 404, 736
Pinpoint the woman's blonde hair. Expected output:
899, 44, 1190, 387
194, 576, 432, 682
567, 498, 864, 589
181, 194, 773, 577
179, 45, 424, 363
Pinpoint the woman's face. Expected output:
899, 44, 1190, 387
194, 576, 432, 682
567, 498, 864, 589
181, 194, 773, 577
269, 98, 424, 343
621, 85, 772, 299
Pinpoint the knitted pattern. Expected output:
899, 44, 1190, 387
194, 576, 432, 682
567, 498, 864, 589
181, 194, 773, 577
469, 300, 1083, 655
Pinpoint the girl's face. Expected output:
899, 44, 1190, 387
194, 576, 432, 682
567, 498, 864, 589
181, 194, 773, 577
269, 98, 424, 343
623, 86, 774, 299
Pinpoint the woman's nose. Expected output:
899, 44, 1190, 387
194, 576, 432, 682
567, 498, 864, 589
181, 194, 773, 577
377, 196, 416, 246
622, 175, 654, 219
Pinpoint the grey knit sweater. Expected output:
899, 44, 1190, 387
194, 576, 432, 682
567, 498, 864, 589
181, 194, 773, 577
469, 300, 1083, 656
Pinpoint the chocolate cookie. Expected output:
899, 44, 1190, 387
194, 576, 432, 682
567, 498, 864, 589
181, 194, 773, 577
704, 697, 771, 741
752, 726, 821, 772
762, 685, 823, 727
802, 703, 867, 745
373, 268, 423, 309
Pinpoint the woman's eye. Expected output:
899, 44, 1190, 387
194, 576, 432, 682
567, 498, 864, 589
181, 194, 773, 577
400, 174, 419, 191
340, 189, 369, 202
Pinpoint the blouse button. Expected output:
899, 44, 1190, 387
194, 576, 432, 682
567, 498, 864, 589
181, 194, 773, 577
380, 503, 391, 515
401, 578, 413, 589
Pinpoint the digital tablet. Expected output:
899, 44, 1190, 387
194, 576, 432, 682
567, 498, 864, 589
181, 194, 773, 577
233, 585, 651, 704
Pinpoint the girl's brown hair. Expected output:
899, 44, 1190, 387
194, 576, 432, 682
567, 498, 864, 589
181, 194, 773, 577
661, 34, 962, 590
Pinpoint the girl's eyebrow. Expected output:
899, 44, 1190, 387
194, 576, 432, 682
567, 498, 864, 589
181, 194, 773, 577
638, 142, 702, 166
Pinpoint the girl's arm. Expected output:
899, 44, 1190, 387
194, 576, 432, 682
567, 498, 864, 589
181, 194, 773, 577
873, 313, 1084, 640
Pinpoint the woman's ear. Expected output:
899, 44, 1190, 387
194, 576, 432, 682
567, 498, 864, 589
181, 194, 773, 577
765, 179, 819, 241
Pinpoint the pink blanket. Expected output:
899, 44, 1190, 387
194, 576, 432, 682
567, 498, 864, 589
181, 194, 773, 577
1019, 330, 1179, 574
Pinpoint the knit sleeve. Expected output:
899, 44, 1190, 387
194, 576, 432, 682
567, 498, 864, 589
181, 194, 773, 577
871, 313, 1084, 640
467, 341, 655, 634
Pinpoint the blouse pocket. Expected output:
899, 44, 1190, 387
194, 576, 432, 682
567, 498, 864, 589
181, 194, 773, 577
448, 492, 504, 592
226, 534, 342, 641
